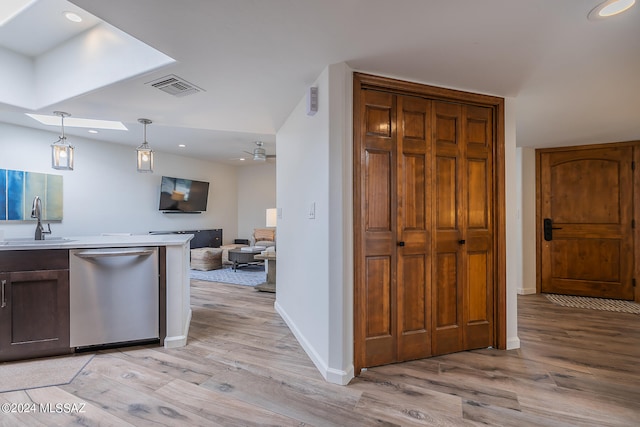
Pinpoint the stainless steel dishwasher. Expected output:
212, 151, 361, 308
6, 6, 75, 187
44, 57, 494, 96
69, 247, 159, 348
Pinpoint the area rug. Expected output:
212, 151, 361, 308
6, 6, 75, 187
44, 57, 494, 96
190, 265, 265, 286
545, 294, 640, 314
0, 353, 94, 393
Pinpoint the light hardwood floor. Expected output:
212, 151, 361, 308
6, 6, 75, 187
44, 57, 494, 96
1, 280, 639, 426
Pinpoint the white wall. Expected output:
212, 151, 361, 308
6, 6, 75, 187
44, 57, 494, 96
237, 163, 276, 242
275, 63, 520, 385
276, 63, 355, 384
327, 63, 353, 380
0, 123, 238, 241
275, 65, 331, 378
520, 146, 537, 295
505, 98, 520, 350
0, 47, 34, 108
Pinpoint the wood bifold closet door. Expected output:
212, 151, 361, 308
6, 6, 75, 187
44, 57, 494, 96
354, 75, 499, 370
432, 101, 494, 356
356, 90, 431, 367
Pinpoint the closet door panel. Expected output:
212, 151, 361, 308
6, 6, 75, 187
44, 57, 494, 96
358, 90, 398, 367
433, 101, 465, 355
462, 105, 494, 350
397, 95, 431, 361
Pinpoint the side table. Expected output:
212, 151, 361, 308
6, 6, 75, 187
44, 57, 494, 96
254, 252, 276, 293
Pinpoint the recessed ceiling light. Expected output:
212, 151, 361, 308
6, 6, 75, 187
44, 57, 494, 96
88, 129, 98, 134
26, 113, 128, 130
178, 144, 186, 148
240, 158, 245, 161
588, 0, 636, 20
63, 11, 82, 23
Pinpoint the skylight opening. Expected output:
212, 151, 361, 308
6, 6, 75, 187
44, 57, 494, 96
0, 0, 36, 26
26, 113, 128, 131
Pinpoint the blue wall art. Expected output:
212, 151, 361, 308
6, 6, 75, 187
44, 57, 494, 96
0, 169, 63, 221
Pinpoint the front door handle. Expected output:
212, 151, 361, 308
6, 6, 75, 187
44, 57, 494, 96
543, 218, 562, 241
397, 241, 405, 247
1, 279, 6, 308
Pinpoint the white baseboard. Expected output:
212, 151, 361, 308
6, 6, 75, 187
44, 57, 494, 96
518, 287, 537, 295
507, 336, 521, 350
274, 301, 353, 385
164, 308, 192, 349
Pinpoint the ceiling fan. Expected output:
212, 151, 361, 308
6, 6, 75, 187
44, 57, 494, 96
243, 141, 275, 161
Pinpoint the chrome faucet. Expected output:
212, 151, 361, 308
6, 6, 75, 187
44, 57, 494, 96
31, 196, 51, 240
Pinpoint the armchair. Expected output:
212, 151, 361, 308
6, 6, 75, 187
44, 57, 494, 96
252, 228, 276, 248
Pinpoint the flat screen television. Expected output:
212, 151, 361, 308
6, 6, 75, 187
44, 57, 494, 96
159, 176, 209, 213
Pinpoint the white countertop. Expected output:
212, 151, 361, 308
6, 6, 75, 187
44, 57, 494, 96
0, 234, 193, 251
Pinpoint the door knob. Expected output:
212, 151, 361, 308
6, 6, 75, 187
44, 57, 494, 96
458, 240, 466, 245
397, 241, 405, 247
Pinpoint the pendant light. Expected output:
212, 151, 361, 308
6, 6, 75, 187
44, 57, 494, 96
51, 111, 74, 170
136, 118, 154, 173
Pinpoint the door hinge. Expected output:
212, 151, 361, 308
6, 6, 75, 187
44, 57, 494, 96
633, 161, 636, 171
633, 278, 636, 288
633, 219, 636, 229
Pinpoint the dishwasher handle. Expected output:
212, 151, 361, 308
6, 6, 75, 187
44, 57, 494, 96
74, 248, 155, 259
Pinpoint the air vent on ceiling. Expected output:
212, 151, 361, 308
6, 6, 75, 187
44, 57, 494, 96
145, 74, 204, 97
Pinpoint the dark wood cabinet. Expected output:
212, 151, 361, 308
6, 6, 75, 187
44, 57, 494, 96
149, 229, 222, 248
0, 250, 72, 362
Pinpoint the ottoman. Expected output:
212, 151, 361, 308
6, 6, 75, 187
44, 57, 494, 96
190, 247, 223, 271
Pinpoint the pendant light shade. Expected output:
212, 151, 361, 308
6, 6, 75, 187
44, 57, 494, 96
136, 118, 154, 173
51, 111, 74, 170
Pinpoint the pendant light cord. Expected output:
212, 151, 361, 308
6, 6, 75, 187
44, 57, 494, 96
60, 114, 66, 141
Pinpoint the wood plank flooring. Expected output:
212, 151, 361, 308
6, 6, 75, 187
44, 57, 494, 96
1, 281, 638, 426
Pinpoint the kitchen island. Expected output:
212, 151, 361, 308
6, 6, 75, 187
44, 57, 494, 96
0, 234, 193, 362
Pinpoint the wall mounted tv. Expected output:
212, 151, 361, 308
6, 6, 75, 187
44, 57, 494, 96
159, 176, 210, 213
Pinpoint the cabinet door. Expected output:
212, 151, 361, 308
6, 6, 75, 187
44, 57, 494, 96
0, 269, 71, 362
